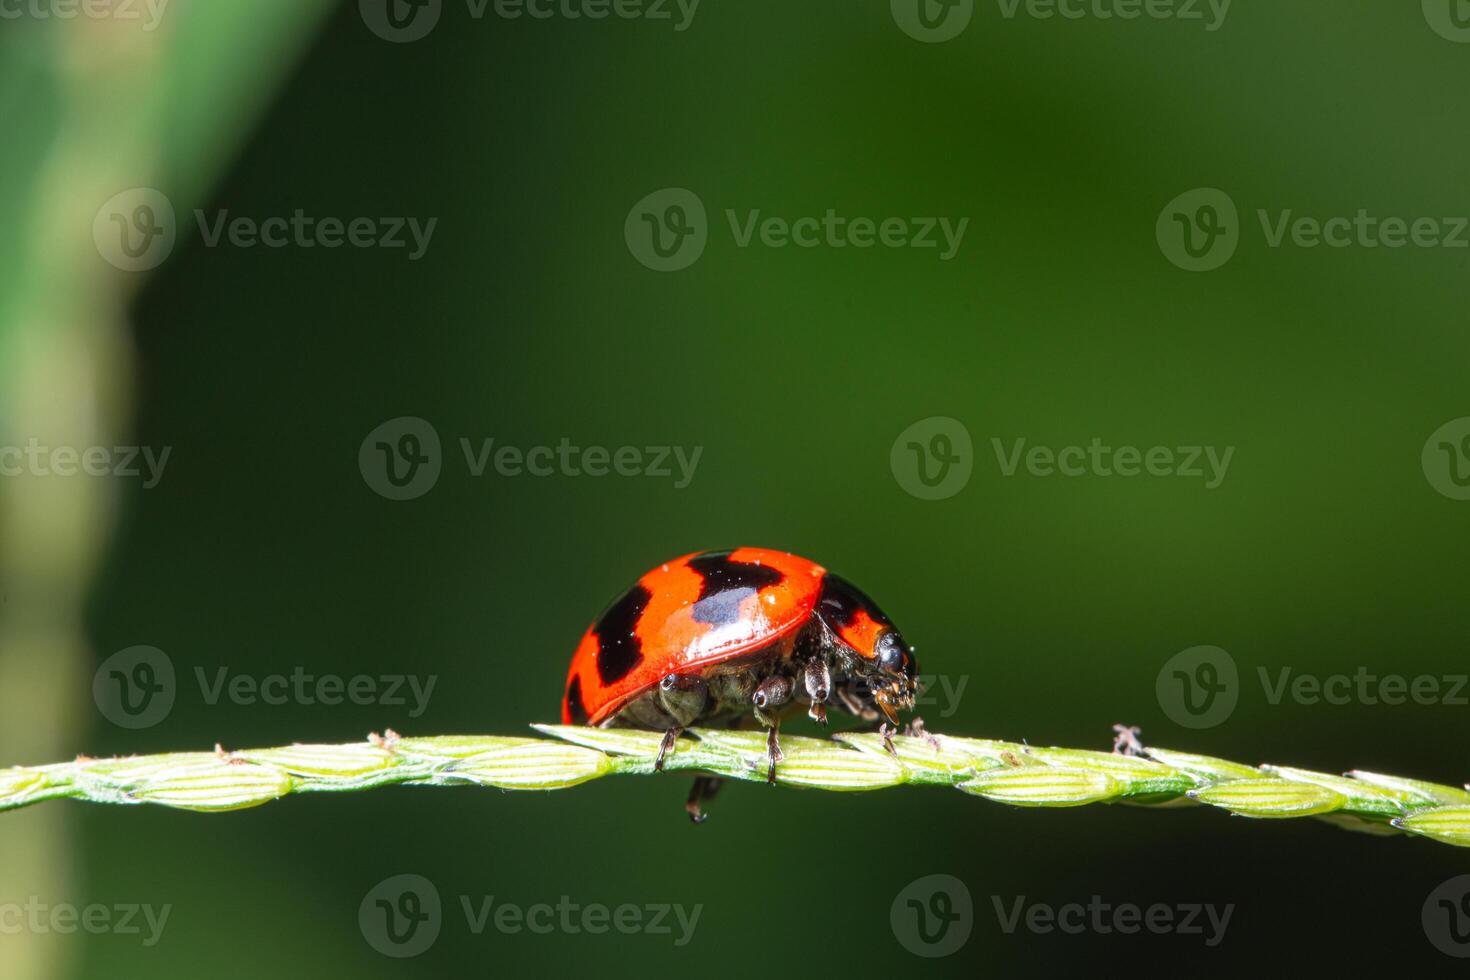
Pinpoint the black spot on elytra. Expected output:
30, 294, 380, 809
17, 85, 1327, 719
565, 676, 589, 725
594, 584, 652, 685
687, 550, 785, 626
818, 573, 892, 629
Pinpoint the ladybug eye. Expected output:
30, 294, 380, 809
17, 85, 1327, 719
875, 632, 908, 673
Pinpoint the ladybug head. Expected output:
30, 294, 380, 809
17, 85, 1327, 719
866, 630, 919, 724
816, 574, 918, 724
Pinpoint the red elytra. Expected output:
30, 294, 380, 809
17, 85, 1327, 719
562, 548, 822, 725
555, 552, 911, 728
560, 548, 918, 820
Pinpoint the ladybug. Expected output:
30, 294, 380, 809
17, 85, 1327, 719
561, 547, 918, 821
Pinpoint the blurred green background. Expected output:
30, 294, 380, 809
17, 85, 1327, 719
4, 0, 1470, 976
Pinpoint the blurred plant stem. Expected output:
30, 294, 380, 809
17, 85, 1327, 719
0, 19, 161, 980
0, 6, 331, 978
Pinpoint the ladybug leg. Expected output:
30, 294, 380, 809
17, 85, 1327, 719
655, 726, 682, 772
801, 658, 831, 726
764, 723, 784, 785
880, 722, 898, 759
653, 675, 709, 772
833, 681, 880, 722
684, 776, 724, 824
751, 676, 792, 785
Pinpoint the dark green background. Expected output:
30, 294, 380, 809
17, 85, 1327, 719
43, 0, 1470, 975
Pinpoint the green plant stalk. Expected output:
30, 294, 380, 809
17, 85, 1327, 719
4, 726, 1468, 848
